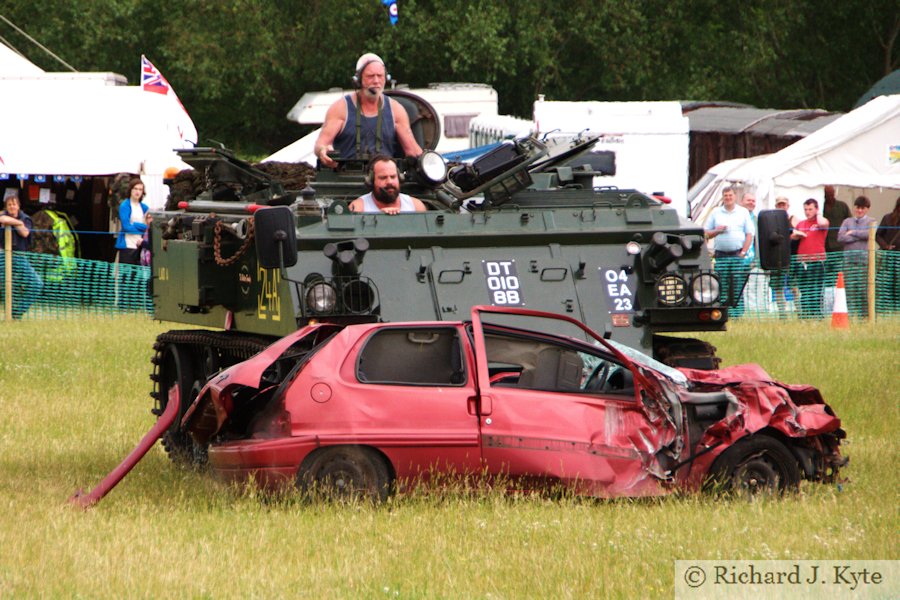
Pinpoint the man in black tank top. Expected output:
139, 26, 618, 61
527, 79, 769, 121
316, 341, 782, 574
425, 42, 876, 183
314, 53, 422, 168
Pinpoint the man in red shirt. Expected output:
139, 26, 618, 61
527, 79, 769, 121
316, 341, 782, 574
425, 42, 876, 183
791, 198, 829, 318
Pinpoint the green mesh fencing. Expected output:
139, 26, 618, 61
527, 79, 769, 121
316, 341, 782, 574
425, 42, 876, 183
1, 251, 151, 320
716, 250, 900, 321
2, 249, 899, 323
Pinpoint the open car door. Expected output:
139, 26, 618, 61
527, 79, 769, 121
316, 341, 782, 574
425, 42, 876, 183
469, 305, 672, 497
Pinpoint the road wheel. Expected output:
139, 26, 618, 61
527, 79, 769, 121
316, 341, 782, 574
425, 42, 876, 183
156, 343, 207, 467
708, 435, 801, 496
298, 446, 392, 502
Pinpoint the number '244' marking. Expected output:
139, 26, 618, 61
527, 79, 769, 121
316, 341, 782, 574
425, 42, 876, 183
257, 267, 281, 321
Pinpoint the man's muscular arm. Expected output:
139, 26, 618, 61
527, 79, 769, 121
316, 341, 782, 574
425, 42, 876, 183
314, 99, 349, 168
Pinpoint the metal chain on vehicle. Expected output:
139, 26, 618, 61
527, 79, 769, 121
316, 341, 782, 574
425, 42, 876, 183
213, 217, 255, 266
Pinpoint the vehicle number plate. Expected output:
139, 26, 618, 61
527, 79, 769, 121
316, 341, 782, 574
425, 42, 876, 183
483, 260, 524, 306
600, 267, 637, 313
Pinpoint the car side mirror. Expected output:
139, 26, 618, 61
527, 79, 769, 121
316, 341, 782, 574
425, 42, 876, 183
254, 206, 297, 270
757, 209, 791, 270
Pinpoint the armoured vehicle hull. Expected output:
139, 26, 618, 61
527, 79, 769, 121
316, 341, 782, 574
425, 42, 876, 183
148, 126, 792, 464
153, 190, 720, 350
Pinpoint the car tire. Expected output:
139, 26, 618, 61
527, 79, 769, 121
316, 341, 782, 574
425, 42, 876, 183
707, 435, 801, 496
298, 446, 392, 502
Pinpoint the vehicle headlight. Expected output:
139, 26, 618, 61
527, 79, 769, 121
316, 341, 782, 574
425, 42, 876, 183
418, 151, 448, 185
342, 279, 375, 314
306, 282, 337, 314
691, 273, 720, 305
656, 274, 687, 306
625, 241, 642, 256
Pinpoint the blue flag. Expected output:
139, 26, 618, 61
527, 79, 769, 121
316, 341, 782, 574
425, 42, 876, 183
382, 0, 398, 25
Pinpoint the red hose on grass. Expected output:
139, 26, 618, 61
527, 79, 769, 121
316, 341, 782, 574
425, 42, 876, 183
68, 386, 181, 509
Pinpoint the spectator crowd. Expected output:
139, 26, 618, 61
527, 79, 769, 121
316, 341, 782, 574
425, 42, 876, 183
2, 178, 900, 321
706, 186, 900, 320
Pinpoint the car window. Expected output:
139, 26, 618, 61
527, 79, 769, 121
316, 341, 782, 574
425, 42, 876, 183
356, 327, 466, 386
484, 332, 634, 396
605, 339, 687, 386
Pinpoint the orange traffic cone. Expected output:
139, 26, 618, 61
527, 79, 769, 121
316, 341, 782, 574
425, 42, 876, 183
831, 272, 849, 329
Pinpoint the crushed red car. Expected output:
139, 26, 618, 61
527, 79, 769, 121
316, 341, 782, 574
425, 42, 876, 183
71, 305, 846, 507
172, 305, 845, 500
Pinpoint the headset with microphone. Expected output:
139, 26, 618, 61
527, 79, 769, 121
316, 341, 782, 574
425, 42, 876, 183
352, 52, 392, 90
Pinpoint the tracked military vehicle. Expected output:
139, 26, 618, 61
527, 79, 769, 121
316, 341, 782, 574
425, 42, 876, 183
148, 96, 789, 462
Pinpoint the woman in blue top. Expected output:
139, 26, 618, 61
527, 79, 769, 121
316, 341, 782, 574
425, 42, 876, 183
115, 178, 149, 265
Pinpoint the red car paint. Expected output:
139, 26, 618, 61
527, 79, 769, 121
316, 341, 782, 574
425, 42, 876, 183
179, 306, 844, 498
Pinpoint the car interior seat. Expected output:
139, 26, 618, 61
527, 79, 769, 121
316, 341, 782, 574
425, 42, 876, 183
517, 347, 583, 391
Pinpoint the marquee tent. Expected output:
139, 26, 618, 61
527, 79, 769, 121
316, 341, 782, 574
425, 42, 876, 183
689, 94, 900, 223
0, 66, 197, 209
0, 42, 43, 75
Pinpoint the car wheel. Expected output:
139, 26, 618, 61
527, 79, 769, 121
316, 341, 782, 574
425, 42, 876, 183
707, 435, 801, 496
298, 446, 392, 502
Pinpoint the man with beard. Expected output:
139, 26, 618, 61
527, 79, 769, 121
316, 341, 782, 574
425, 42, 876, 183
350, 156, 427, 214
314, 53, 422, 168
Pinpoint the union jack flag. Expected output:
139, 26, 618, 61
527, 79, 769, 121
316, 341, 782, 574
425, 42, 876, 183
141, 55, 189, 117
141, 55, 170, 95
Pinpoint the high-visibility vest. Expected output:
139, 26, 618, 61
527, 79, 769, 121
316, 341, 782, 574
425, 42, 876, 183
45, 210, 79, 258
44, 210, 80, 281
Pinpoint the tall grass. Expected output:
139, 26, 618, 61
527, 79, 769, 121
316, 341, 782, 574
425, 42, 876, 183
0, 316, 896, 597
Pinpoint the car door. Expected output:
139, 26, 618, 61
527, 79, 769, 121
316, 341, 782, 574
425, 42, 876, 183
470, 307, 669, 498
314, 324, 483, 481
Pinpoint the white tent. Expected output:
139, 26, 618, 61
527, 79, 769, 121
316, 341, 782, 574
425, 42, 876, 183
0, 42, 44, 75
0, 73, 197, 209
264, 129, 319, 165
689, 94, 900, 223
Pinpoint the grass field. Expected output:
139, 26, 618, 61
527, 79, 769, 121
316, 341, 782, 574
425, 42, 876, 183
0, 316, 897, 597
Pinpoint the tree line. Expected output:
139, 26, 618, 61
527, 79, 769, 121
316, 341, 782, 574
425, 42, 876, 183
4, 0, 897, 157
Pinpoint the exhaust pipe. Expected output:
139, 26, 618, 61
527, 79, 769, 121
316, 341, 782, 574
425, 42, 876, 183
68, 386, 181, 509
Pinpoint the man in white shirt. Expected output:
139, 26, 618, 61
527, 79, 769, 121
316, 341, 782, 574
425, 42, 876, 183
705, 187, 755, 317
350, 156, 427, 214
